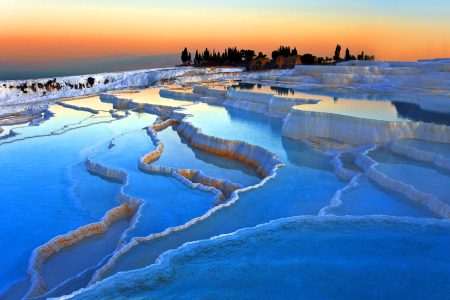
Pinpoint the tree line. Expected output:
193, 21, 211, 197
182, 47, 259, 66
181, 44, 375, 68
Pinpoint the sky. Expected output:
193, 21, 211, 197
0, 0, 449, 64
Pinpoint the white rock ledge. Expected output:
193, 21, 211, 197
355, 147, 450, 218
282, 109, 450, 145
390, 141, 450, 172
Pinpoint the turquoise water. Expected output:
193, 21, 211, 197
0, 113, 120, 290
335, 176, 435, 217
155, 126, 260, 186
0, 86, 448, 299
100, 103, 440, 280
370, 148, 450, 204
91, 128, 217, 239
230, 82, 450, 125
395, 139, 450, 158
42, 218, 130, 292
70, 216, 450, 300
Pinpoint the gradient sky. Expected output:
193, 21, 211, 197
1, 0, 449, 63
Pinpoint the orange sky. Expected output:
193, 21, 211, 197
1, 0, 449, 63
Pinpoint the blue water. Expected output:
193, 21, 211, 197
70, 216, 450, 300
370, 148, 450, 204
103, 102, 444, 279
396, 139, 450, 158
0, 116, 119, 289
155, 126, 260, 186
335, 176, 435, 217
91, 128, 217, 240
0, 86, 448, 299
231, 82, 450, 125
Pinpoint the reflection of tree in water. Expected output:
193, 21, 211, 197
231, 83, 256, 90
392, 102, 450, 126
270, 86, 295, 96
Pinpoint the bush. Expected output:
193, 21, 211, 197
300, 54, 318, 65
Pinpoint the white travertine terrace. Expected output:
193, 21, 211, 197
162, 87, 319, 118
138, 113, 279, 196
193, 86, 228, 98
0, 67, 244, 109
55, 101, 100, 114
18, 158, 146, 299
60, 215, 450, 300
390, 140, 450, 172
158, 89, 200, 102
136, 117, 245, 202
24, 204, 136, 299
46, 94, 283, 287
282, 110, 450, 145
355, 147, 450, 218
3, 60, 450, 299
329, 151, 359, 182
176, 120, 281, 177
90, 156, 283, 285
83, 101, 284, 285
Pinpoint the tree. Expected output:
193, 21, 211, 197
292, 47, 298, 56
227, 47, 242, 64
345, 48, 351, 60
241, 49, 256, 62
272, 50, 280, 60
194, 50, 199, 65
181, 47, 189, 64
334, 44, 341, 61
222, 49, 228, 62
257, 52, 267, 59
203, 48, 210, 62
188, 52, 191, 64
357, 51, 364, 60
301, 54, 318, 65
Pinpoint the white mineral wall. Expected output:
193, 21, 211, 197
282, 109, 450, 145
193, 86, 227, 98
0, 67, 243, 107
390, 141, 450, 172
293, 65, 421, 78
159, 90, 200, 101
226, 89, 273, 104
176, 121, 282, 177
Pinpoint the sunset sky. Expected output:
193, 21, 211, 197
1, 0, 449, 64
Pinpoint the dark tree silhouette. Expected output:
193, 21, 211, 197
301, 54, 318, 65
194, 50, 200, 65
334, 44, 341, 61
181, 47, 189, 64
345, 48, 351, 60
272, 46, 294, 60
203, 48, 210, 61
241, 49, 256, 62
357, 51, 365, 60
292, 47, 298, 56
257, 52, 267, 59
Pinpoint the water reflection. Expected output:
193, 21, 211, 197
392, 102, 450, 126
229, 82, 450, 125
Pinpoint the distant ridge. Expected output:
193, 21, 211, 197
0, 54, 179, 80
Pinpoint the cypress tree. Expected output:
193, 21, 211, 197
181, 47, 189, 64
334, 44, 341, 61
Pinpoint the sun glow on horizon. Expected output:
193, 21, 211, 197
0, 0, 449, 63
